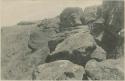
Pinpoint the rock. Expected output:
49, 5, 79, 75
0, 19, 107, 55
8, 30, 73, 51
85, 0, 124, 59
28, 27, 56, 52
85, 1, 124, 59
95, 1, 124, 58
90, 45, 106, 61
83, 6, 105, 45
83, 6, 102, 24
48, 36, 65, 53
99, 30, 121, 59
97, 0, 124, 59
48, 25, 92, 53
28, 16, 61, 52
85, 58, 124, 80
88, 17, 105, 44
102, 0, 124, 33
102, 0, 124, 40
60, 7, 84, 29
53, 30, 95, 54
89, 17, 105, 38
46, 26, 96, 65
32, 60, 86, 80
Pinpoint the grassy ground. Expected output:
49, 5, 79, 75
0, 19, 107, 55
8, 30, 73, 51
1, 24, 50, 80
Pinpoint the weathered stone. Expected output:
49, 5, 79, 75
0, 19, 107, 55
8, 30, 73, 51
85, 58, 124, 80
99, 31, 121, 59
48, 25, 92, 53
99, 0, 124, 59
84, 0, 124, 59
46, 26, 96, 65
102, 0, 124, 33
83, 6, 102, 24
101, 0, 124, 54
88, 17, 105, 44
53, 26, 95, 54
90, 45, 106, 61
28, 16, 61, 52
60, 7, 84, 29
28, 27, 56, 52
32, 60, 86, 80
48, 36, 65, 53
89, 18, 105, 38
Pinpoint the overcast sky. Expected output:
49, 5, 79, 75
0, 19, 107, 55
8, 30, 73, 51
1, 0, 102, 26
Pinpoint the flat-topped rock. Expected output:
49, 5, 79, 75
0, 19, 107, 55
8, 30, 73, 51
33, 60, 86, 80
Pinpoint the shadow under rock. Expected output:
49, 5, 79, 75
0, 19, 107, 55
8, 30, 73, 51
45, 51, 91, 66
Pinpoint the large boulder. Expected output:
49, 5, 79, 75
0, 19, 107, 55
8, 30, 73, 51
59, 7, 84, 29
90, 0, 124, 59
32, 60, 86, 80
85, 58, 124, 80
48, 25, 92, 53
83, 6, 102, 24
46, 25, 96, 65
28, 17, 60, 52
28, 27, 56, 52
53, 31, 95, 55
102, 0, 124, 38
84, 0, 124, 59
102, 0, 124, 33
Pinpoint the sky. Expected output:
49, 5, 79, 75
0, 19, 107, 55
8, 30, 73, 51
1, 0, 102, 26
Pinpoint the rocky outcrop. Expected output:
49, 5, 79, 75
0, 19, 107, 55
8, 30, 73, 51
2, 0, 124, 80
85, 58, 124, 80
85, 0, 124, 59
32, 60, 86, 80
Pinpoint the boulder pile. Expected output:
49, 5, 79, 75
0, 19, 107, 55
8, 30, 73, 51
27, 0, 124, 80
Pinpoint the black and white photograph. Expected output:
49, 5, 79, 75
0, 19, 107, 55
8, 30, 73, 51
1, 0, 124, 80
